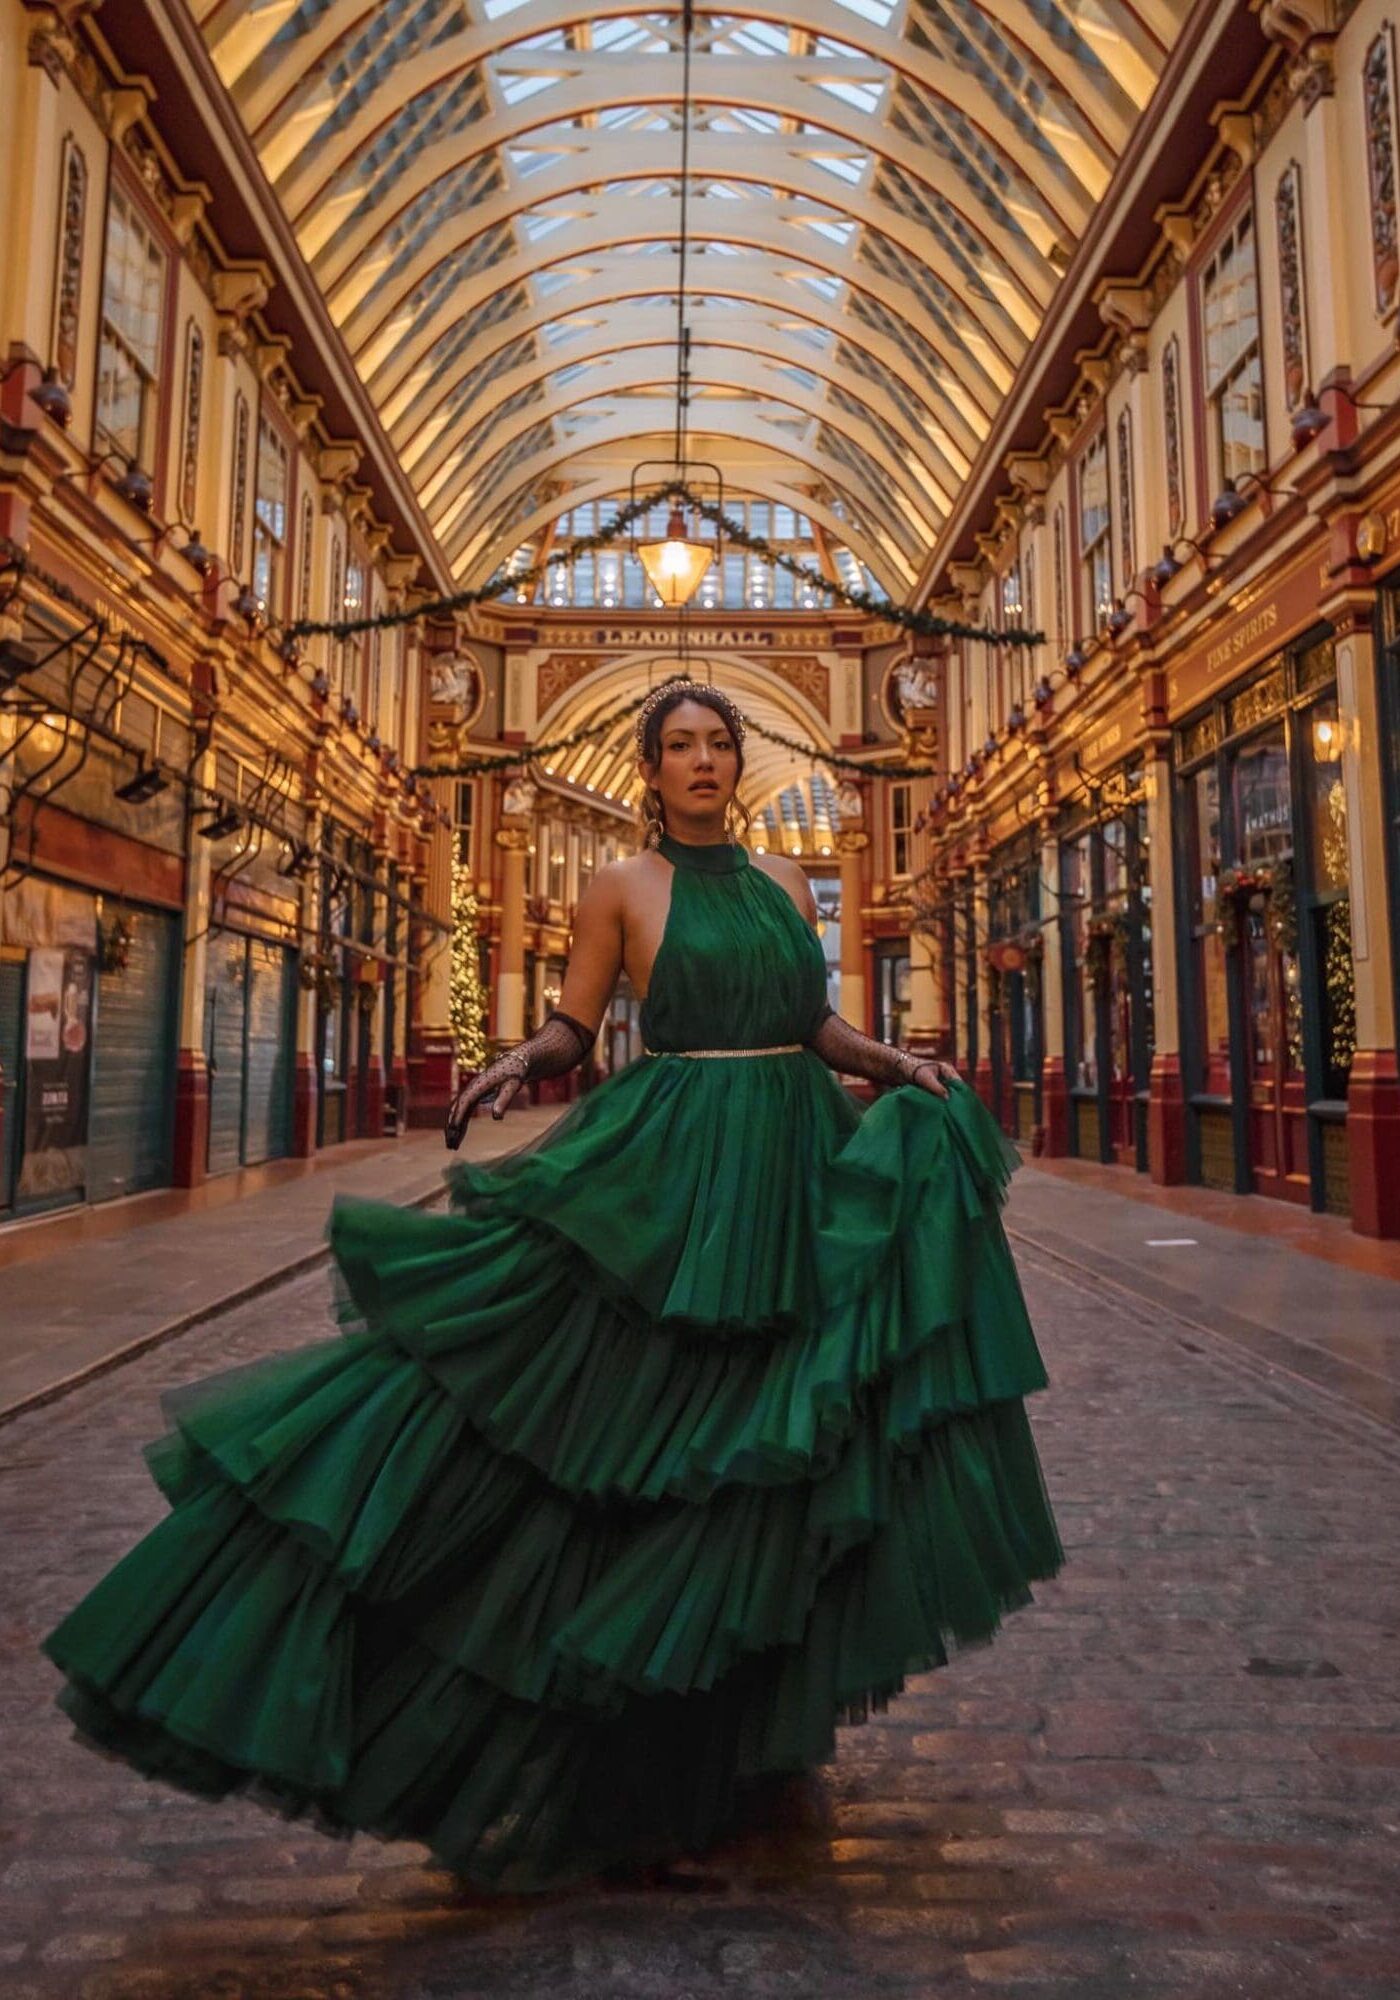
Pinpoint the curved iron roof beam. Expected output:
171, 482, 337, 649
443, 407, 917, 581
256, 4, 1112, 234
472, 470, 891, 591
224, 0, 1137, 201
399, 308, 969, 509
327, 103, 1048, 371
383, 257, 983, 479
420, 349, 943, 556
353, 203, 1015, 453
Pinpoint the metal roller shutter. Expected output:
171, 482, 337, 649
204, 944, 247, 1177
242, 941, 295, 1166
86, 908, 178, 1205
0, 957, 23, 1212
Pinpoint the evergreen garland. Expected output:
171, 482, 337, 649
416, 680, 944, 781
285, 482, 1043, 650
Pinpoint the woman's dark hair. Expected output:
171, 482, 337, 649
635, 680, 753, 848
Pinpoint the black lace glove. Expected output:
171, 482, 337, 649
803, 1003, 959, 1098
445, 1009, 596, 1148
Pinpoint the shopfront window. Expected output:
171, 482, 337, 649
1202, 207, 1265, 486
96, 185, 166, 472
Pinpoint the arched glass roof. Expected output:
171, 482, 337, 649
196, 0, 1188, 589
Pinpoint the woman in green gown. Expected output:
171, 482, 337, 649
40, 677, 1064, 1893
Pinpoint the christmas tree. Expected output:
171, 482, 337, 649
450, 849, 489, 1072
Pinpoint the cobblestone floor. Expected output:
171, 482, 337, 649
2, 1194, 1398, 1999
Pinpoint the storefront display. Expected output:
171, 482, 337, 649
1175, 632, 1351, 1211
1058, 771, 1154, 1169
986, 835, 1042, 1144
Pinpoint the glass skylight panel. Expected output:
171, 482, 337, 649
497, 70, 562, 106
809, 151, 867, 185
827, 0, 896, 27
811, 77, 885, 114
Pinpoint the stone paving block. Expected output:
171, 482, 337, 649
3, 1198, 1399, 1998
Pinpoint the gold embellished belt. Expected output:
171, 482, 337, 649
643, 1043, 805, 1059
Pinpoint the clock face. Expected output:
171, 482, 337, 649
1357, 512, 1388, 563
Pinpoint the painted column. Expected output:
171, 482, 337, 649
836, 828, 868, 1032
494, 822, 531, 1045
973, 860, 994, 1109
1144, 733, 1187, 1184
406, 786, 455, 1128
1335, 609, 1400, 1236
291, 828, 319, 1158
1037, 820, 1069, 1157
171, 741, 214, 1186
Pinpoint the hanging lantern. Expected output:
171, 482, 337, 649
636, 504, 713, 608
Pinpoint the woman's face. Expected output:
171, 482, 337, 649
638, 698, 739, 828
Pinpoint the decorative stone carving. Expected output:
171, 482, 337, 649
1365, 24, 1400, 316
1161, 335, 1184, 539
51, 134, 86, 389
501, 775, 538, 819
1116, 407, 1136, 585
178, 321, 203, 527
1274, 159, 1310, 409
229, 392, 249, 577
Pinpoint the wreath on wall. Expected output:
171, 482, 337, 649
1215, 858, 1297, 955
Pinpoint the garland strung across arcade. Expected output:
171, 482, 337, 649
285, 484, 1046, 651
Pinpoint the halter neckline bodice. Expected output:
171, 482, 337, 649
656, 830, 750, 875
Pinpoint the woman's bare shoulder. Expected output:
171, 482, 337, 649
751, 849, 819, 924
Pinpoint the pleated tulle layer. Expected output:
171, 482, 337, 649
40, 1070, 1065, 1891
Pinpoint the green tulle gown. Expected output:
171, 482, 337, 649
40, 829, 1065, 1891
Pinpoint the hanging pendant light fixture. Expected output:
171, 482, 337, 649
637, 500, 713, 606
626, 0, 719, 615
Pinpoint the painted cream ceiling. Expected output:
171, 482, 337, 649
197, 0, 1188, 591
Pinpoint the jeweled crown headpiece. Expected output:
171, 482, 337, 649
633, 678, 747, 756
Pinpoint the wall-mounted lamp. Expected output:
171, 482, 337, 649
196, 802, 243, 841
231, 583, 265, 625
1105, 588, 1152, 641
31, 367, 72, 430
114, 762, 170, 805
1209, 468, 1295, 532
1063, 641, 1088, 678
1149, 536, 1215, 590
1290, 380, 1390, 449
180, 529, 214, 576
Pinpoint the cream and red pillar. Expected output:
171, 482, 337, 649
835, 828, 868, 1032
1037, 817, 1069, 1157
1333, 602, 1400, 1236
171, 738, 214, 1185
493, 821, 531, 1046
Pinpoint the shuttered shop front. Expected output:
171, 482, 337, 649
86, 907, 180, 1205
205, 935, 297, 1173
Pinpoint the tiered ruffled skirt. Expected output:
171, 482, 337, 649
40, 1056, 1064, 1890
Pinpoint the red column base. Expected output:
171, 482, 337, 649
292, 1052, 317, 1158
1347, 1048, 1400, 1239
363, 1054, 386, 1140
407, 1032, 456, 1130
974, 1056, 993, 1112
1147, 1051, 1187, 1186
171, 1051, 209, 1189
1039, 1057, 1069, 1158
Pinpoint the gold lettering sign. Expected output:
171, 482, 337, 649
1168, 541, 1326, 717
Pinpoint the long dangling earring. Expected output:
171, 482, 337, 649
642, 787, 665, 849
724, 798, 738, 845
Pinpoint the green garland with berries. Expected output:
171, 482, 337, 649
287, 483, 1044, 650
